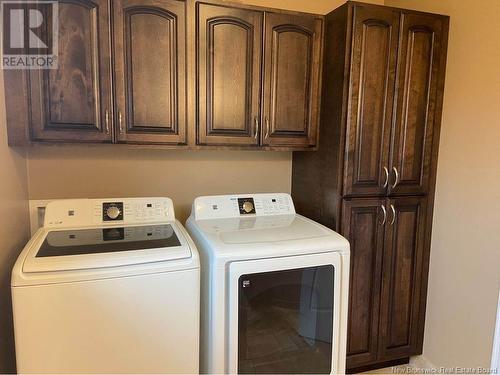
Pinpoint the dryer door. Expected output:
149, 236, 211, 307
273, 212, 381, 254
228, 252, 342, 374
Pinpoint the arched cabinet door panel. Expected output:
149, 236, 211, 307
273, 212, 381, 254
196, 3, 262, 146
342, 198, 386, 369
378, 196, 427, 360
261, 12, 323, 148
343, 5, 400, 197
113, 0, 187, 144
29, 0, 113, 142
389, 13, 444, 195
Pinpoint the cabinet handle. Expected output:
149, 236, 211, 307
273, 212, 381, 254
119, 111, 124, 134
380, 204, 387, 226
254, 117, 259, 140
389, 204, 396, 225
391, 167, 399, 188
382, 167, 389, 188
265, 117, 270, 139
105, 110, 110, 134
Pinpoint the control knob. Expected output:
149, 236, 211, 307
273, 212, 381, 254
106, 206, 121, 220
242, 201, 254, 213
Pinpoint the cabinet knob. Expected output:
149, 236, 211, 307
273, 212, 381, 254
254, 117, 259, 140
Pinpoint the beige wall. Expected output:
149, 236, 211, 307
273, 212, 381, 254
25, 0, 383, 223
385, 0, 500, 368
229, 0, 383, 13
0, 72, 30, 372
27, 146, 291, 221
8, 0, 500, 372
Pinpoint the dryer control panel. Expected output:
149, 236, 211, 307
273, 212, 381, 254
192, 193, 295, 220
44, 198, 176, 228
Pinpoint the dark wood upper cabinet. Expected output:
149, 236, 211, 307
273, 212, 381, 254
342, 198, 386, 369
195, 4, 322, 148
113, 0, 187, 144
389, 13, 444, 195
196, 3, 262, 146
343, 5, 399, 197
5, 0, 323, 150
261, 13, 323, 147
29, 0, 113, 142
379, 196, 427, 360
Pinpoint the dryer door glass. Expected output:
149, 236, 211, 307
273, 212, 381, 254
238, 265, 334, 374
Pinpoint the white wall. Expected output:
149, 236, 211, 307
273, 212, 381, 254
385, 0, 500, 368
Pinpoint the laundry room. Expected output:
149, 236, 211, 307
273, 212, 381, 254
0, 0, 499, 374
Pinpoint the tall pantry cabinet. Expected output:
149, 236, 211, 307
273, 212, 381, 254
291, 1, 449, 372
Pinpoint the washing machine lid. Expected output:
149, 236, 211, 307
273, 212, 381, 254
218, 215, 331, 244
23, 223, 192, 273
194, 214, 348, 251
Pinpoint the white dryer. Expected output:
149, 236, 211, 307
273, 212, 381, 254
12, 197, 199, 374
186, 193, 350, 374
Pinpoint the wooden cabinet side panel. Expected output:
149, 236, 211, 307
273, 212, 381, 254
415, 15, 449, 354
292, 4, 349, 230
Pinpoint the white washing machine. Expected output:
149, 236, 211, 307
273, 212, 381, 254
186, 193, 350, 374
12, 197, 199, 374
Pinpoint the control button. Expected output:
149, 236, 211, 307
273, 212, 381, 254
243, 201, 254, 213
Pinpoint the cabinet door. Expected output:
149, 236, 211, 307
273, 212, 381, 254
261, 13, 322, 147
379, 196, 427, 360
389, 13, 444, 195
342, 199, 386, 369
197, 3, 262, 146
114, 0, 186, 144
29, 0, 112, 142
343, 5, 399, 197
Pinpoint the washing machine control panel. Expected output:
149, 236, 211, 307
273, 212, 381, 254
44, 198, 176, 228
94, 199, 173, 224
193, 193, 295, 220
